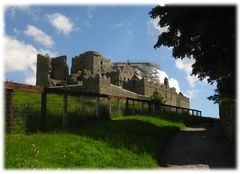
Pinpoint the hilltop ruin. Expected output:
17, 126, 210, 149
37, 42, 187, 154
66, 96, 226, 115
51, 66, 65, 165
36, 51, 189, 108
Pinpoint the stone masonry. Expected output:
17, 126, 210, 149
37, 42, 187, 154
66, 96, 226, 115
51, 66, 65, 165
36, 51, 189, 108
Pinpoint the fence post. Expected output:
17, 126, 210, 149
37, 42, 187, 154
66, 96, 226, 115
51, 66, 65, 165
125, 98, 129, 115
95, 97, 100, 120
148, 102, 151, 114
117, 97, 121, 116
192, 110, 194, 116
141, 101, 144, 113
107, 97, 112, 119
200, 111, 202, 117
62, 93, 68, 129
6, 89, 14, 133
132, 100, 135, 115
152, 103, 155, 114
41, 92, 47, 131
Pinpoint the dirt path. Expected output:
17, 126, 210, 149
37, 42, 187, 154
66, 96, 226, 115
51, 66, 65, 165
159, 122, 236, 169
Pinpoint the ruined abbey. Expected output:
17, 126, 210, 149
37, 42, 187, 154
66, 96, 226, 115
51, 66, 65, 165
36, 51, 189, 108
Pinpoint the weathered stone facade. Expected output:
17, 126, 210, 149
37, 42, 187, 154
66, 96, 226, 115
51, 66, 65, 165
36, 51, 190, 108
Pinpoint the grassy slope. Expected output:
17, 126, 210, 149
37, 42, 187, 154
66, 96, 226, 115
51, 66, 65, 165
5, 115, 184, 169
6, 90, 215, 168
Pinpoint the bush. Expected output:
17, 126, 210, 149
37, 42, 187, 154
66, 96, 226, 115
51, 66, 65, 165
150, 91, 165, 104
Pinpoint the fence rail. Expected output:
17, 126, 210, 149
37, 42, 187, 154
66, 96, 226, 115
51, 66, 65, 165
4, 81, 202, 133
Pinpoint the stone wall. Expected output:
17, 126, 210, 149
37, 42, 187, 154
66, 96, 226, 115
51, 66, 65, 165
81, 74, 101, 93
71, 53, 94, 74
36, 54, 51, 87
36, 51, 190, 109
100, 84, 138, 98
71, 51, 112, 75
123, 77, 189, 108
93, 55, 112, 74
51, 56, 69, 81
123, 77, 145, 95
36, 54, 69, 87
120, 63, 134, 81
107, 70, 122, 86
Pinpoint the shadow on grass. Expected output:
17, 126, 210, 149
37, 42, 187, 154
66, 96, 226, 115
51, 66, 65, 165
155, 112, 219, 126
64, 118, 180, 163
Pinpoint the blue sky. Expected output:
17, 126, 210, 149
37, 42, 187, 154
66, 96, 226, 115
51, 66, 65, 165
4, 5, 219, 117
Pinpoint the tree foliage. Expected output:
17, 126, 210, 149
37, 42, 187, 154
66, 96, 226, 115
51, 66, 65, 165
150, 90, 165, 104
149, 6, 236, 102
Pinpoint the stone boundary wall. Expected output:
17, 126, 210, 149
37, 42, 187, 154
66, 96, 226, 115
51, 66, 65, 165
100, 84, 138, 98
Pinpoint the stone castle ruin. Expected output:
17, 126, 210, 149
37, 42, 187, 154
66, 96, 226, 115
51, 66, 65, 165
36, 51, 189, 108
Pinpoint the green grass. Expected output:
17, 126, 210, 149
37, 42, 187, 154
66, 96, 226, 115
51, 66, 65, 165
5, 90, 216, 168
5, 115, 184, 169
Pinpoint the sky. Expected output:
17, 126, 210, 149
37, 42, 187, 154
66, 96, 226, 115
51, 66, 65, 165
3, 5, 219, 118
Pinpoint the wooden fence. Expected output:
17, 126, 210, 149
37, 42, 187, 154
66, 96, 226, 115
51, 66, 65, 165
4, 81, 202, 133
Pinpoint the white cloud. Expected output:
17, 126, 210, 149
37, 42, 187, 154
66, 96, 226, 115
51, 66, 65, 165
24, 25, 54, 48
25, 64, 36, 85
6, 6, 40, 21
151, 16, 169, 34
183, 89, 198, 99
47, 13, 74, 35
186, 74, 198, 88
175, 58, 195, 74
6, 6, 31, 18
156, 69, 168, 84
39, 49, 58, 57
4, 36, 37, 72
154, 69, 181, 93
175, 58, 198, 88
4, 36, 58, 85
147, 17, 169, 39
169, 78, 180, 93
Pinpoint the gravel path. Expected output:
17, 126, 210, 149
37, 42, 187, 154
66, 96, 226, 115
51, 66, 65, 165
159, 122, 236, 169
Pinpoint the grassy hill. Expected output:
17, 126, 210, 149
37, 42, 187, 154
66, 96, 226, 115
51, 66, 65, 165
5, 90, 217, 168
6, 115, 184, 168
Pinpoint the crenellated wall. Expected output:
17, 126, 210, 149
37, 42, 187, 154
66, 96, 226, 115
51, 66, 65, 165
36, 51, 190, 109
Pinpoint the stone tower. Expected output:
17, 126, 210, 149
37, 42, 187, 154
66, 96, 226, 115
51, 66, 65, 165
36, 54, 52, 87
36, 54, 69, 87
71, 51, 112, 75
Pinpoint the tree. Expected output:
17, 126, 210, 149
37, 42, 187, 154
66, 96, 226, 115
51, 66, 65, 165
149, 6, 236, 102
150, 90, 165, 104
149, 5, 236, 141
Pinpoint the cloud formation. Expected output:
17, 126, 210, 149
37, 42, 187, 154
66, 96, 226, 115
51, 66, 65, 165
4, 36, 57, 85
25, 64, 37, 85
175, 58, 198, 88
183, 89, 198, 99
154, 69, 181, 93
6, 6, 40, 21
24, 25, 54, 48
147, 17, 169, 40
47, 13, 74, 35
4, 36, 37, 72
169, 78, 181, 94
